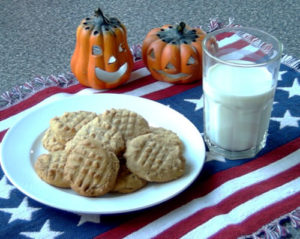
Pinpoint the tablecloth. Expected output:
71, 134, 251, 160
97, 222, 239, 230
0, 29, 300, 239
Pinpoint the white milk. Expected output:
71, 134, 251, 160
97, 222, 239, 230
203, 61, 275, 151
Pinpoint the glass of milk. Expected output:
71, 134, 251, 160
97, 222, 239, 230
202, 27, 282, 159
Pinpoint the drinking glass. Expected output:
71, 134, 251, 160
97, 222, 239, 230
202, 27, 283, 159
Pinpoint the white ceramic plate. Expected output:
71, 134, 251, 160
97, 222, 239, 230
1, 93, 205, 214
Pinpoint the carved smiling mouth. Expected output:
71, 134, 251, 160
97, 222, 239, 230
154, 70, 190, 82
95, 63, 128, 83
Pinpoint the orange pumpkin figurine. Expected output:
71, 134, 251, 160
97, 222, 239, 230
70, 8, 134, 89
142, 22, 206, 84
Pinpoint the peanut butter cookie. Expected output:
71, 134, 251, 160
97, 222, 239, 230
124, 133, 185, 182
64, 139, 119, 197
34, 151, 70, 188
102, 108, 150, 141
42, 128, 65, 152
72, 117, 125, 156
112, 160, 147, 193
49, 111, 97, 144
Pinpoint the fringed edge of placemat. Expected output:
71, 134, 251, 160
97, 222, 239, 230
239, 207, 300, 239
281, 54, 300, 72
0, 72, 78, 110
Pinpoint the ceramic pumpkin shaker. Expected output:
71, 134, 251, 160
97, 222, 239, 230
142, 22, 206, 84
70, 8, 134, 89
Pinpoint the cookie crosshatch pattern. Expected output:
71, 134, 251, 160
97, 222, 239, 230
0, 35, 300, 238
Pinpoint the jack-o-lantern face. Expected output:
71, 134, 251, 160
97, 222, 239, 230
142, 22, 206, 84
71, 8, 133, 89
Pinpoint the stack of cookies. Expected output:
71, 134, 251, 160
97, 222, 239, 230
34, 108, 186, 197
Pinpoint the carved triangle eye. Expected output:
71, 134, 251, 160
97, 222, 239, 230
108, 56, 116, 64
149, 49, 155, 59
92, 45, 103, 55
165, 62, 175, 69
119, 44, 124, 52
187, 56, 196, 65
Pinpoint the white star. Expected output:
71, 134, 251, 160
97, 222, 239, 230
0, 175, 15, 199
278, 70, 287, 81
77, 213, 101, 226
184, 95, 204, 111
205, 151, 226, 163
0, 197, 40, 223
20, 219, 64, 239
271, 110, 300, 129
277, 77, 300, 98
273, 99, 279, 107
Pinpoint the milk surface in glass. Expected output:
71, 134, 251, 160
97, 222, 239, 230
203, 60, 275, 151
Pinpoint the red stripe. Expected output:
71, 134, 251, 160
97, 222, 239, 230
219, 39, 250, 52
104, 75, 155, 94
155, 163, 300, 238
0, 84, 86, 121
217, 34, 266, 62
207, 30, 268, 63
242, 49, 265, 62
94, 137, 300, 239
208, 31, 266, 64
0, 129, 8, 142
216, 39, 253, 60
211, 192, 300, 239
132, 60, 145, 71
0, 71, 151, 121
0, 71, 200, 122
215, 32, 235, 41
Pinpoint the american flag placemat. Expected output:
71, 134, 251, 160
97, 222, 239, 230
0, 29, 299, 239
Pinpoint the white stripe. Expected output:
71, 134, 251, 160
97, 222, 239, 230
124, 81, 172, 97
124, 149, 300, 239
217, 33, 265, 61
0, 67, 151, 132
127, 67, 150, 82
182, 177, 300, 239
0, 89, 97, 132
220, 44, 260, 61
217, 34, 242, 48
73, 88, 104, 95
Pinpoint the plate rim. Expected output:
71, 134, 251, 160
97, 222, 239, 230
1, 93, 205, 214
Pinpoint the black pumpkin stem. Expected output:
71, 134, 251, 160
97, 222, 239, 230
177, 22, 186, 35
94, 8, 109, 24
157, 21, 197, 44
